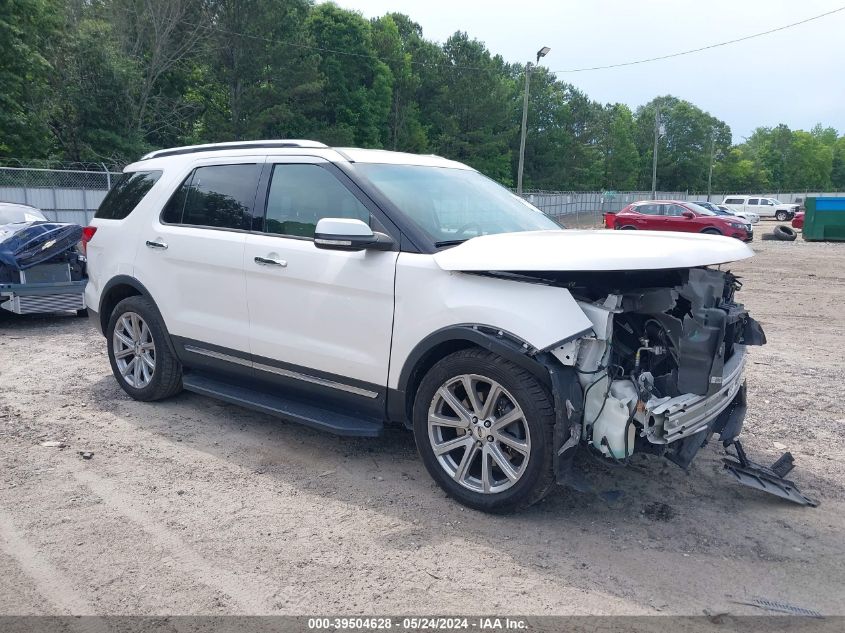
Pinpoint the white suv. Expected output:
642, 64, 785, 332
83, 140, 812, 511
722, 196, 798, 221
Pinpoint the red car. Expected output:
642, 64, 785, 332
792, 211, 805, 229
611, 200, 753, 242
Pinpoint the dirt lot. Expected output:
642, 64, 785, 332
1, 237, 844, 617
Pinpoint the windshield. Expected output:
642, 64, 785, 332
768, 198, 781, 204
686, 203, 716, 216
0, 206, 47, 224
355, 164, 560, 245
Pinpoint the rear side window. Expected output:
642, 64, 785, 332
723, 198, 744, 205
161, 164, 261, 230
263, 164, 370, 238
95, 171, 162, 220
747, 198, 759, 206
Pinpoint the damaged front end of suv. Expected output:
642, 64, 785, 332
542, 266, 815, 506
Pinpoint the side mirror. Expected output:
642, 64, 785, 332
313, 218, 394, 252
681, 210, 695, 219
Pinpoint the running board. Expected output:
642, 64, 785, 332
182, 372, 384, 437
722, 440, 818, 507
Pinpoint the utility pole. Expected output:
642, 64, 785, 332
516, 62, 532, 195
516, 46, 550, 195
707, 130, 716, 201
651, 102, 660, 198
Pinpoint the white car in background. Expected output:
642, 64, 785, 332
722, 195, 798, 221
690, 201, 759, 224
81, 140, 815, 512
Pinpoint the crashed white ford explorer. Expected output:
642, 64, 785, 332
83, 140, 814, 512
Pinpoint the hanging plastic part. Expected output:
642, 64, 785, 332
722, 440, 818, 507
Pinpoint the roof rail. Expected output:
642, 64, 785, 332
140, 140, 329, 161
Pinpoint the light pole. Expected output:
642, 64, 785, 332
707, 129, 716, 201
516, 46, 550, 195
651, 101, 662, 198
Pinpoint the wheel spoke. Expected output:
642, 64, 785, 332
140, 351, 155, 371
130, 314, 141, 341
133, 355, 142, 384
115, 330, 133, 348
429, 412, 469, 430
495, 430, 529, 455
481, 447, 492, 493
453, 442, 479, 483
121, 357, 136, 377
433, 434, 472, 456
114, 348, 134, 359
489, 443, 519, 481
479, 383, 502, 420
460, 376, 484, 415
437, 387, 472, 424
491, 407, 523, 431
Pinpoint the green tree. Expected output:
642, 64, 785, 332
600, 103, 638, 189
634, 96, 731, 192
831, 137, 845, 189
306, 4, 392, 147
0, 0, 59, 156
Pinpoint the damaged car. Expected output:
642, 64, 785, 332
0, 203, 88, 316
83, 141, 814, 512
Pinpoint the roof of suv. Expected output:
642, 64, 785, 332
130, 140, 471, 172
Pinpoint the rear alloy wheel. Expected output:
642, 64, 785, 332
413, 349, 556, 513
618, 225, 637, 230
107, 296, 183, 401
775, 210, 788, 221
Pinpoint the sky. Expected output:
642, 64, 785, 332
328, 0, 845, 143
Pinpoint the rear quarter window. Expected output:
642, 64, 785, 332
723, 198, 744, 205
95, 171, 162, 220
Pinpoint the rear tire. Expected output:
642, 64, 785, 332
618, 225, 637, 230
106, 296, 183, 401
412, 348, 556, 513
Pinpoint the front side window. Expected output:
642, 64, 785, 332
96, 171, 162, 220
355, 164, 559, 245
161, 164, 261, 230
263, 164, 370, 238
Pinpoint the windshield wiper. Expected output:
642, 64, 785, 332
434, 239, 468, 247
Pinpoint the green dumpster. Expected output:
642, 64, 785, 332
803, 197, 845, 241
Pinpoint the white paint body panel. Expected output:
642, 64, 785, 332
433, 230, 754, 272
388, 253, 594, 389
244, 234, 398, 386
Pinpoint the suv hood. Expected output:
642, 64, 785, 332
433, 230, 753, 272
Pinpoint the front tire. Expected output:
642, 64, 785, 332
775, 211, 788, 221
412, 349, 556, 513
106, 296, 183, 401
702, 228, 722, 235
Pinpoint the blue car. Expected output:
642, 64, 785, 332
0, 203, 87, 316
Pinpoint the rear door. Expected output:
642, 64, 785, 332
243, 158, 399, 415
133, 158, 263, 364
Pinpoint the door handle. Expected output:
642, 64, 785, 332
145, 239, 168, 250
254, 256, 287, 267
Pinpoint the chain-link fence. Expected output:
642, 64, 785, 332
0, 166, 122, 224
2, 163, 844, 229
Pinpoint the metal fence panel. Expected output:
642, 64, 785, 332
2, 165, 845, 228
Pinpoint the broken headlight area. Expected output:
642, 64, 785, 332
547, 266, 814, 506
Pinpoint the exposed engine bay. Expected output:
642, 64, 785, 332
550, 266, 766, 465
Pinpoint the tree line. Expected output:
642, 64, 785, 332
2, 0, 844, 192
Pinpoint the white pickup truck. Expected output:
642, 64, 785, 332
722, 195, 798, 221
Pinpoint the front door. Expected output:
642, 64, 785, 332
243, 159, 399, 415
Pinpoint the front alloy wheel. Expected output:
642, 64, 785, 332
413, 349, 556, 513
112, 312, 156, 388
428, 374, 531, 494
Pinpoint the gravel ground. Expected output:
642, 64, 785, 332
0, 237, 843, 617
